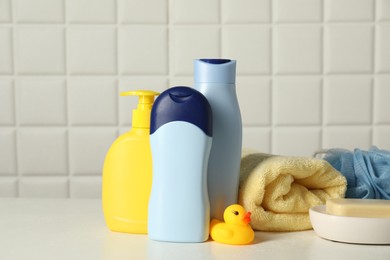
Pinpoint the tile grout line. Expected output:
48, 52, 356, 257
270, 0, 274, 154
168, 0, 173, 87
64, 0, 71, 198
219, 0, 222, 58
114, 0, 119, 133
10, 0, 21, 197
320, 0, 325, 151
370, 0, 377, 148
166, 0, 171, 89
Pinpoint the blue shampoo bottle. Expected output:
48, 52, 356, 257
193, 59, 242, 221
148, 86, 212, 243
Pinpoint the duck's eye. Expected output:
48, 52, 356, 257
232, 210, 239, 216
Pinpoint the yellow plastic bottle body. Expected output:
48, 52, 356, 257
102, 127, 152, 234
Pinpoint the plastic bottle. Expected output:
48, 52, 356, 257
193, 59, 242, 221
148, 86, 212, 242
102, 90, 159, 234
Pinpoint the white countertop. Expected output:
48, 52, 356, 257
1, 199, 389, 260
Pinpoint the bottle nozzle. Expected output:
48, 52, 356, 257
120, 90, 160, 128
121, 90, 159, 106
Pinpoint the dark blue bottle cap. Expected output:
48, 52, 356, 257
150, 86, 212, 137
200, 59, 231, 64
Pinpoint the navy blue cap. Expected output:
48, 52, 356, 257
150, 86, 212, 137
200, 59, 231, 64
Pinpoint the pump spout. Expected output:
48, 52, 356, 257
120, 90, 160, 128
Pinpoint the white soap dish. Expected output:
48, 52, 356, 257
309, 205, 390, 245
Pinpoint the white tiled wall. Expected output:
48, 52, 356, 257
0, 0, 389, 198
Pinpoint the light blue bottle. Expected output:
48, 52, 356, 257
193, 59, 242, 221
148, 86, 212, 243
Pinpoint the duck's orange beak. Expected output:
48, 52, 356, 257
242, 212, 251, 224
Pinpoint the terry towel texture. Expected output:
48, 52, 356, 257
238, 151, 347, 232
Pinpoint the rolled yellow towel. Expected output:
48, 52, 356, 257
238, 151, 347, 232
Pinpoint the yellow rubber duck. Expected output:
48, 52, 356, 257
210, 204, 255, 245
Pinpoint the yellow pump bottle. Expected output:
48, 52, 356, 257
102, 90, 159, 234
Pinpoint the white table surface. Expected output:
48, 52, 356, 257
1, 198, 389, 260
